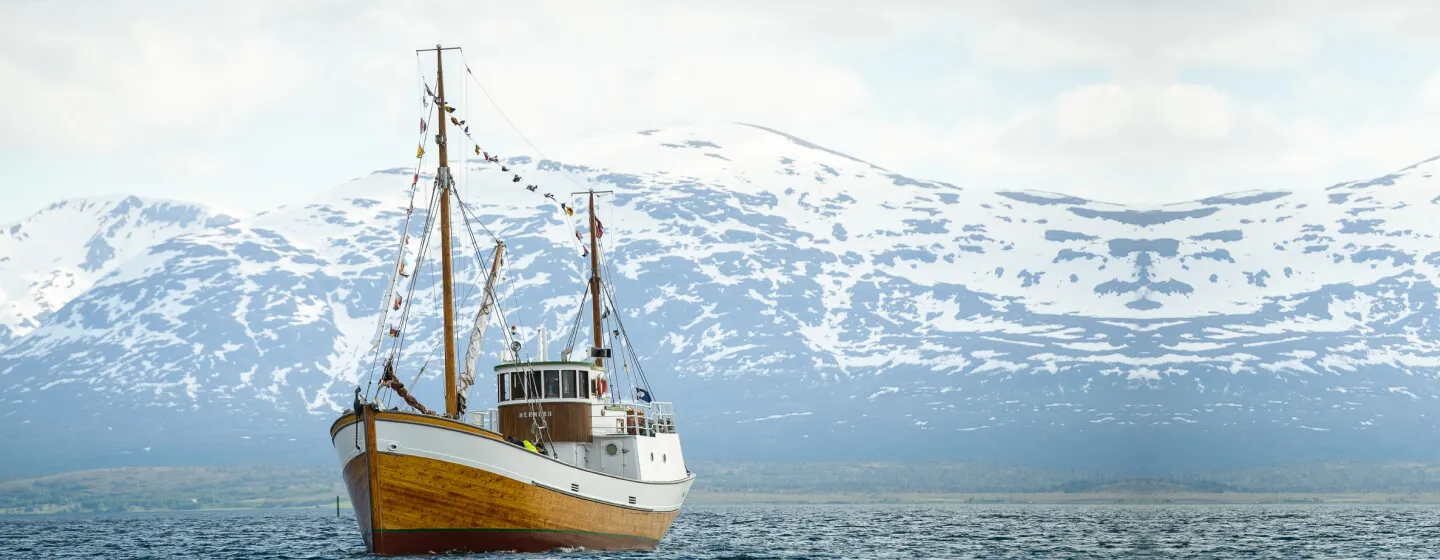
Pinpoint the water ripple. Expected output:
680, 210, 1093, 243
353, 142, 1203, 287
4, 504, 1440, 559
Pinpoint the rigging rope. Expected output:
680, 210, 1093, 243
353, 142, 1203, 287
561, 286, 589, 359
376, 182, 441, 403
453, 190, 514, 343
404, 224, 447, 396
362, 62, 437, 401
598, 235, 655, 399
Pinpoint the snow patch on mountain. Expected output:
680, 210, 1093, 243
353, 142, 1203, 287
0, 196, 236, 351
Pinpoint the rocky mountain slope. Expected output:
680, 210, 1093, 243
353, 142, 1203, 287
2, 123, 1437, 476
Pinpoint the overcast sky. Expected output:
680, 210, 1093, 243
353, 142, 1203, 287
5, 0, 1440, 223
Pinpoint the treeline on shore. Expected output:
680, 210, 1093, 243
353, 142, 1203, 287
6, 460, 1440, 514
0, 465, 342, 514
687, 461, 1440, 495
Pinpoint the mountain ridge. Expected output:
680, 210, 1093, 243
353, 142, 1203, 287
1, 123, 1438, 476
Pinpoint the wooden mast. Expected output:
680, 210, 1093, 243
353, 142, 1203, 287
588, 191, 604, 368
433, 45, 460, 418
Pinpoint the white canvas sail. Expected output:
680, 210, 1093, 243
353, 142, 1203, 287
458, 244, 504, 411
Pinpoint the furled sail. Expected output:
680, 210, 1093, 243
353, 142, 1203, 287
458, 244, 504, 415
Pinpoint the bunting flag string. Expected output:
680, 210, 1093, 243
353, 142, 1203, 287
376, 78, 436, 354
417, 78, 598, 259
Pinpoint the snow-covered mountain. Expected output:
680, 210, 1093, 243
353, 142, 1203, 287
0, 196, 237, 351
2, 123, 1438, 476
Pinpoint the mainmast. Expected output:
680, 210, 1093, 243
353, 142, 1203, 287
421, 44, 462, 418
588, 192, 604, 368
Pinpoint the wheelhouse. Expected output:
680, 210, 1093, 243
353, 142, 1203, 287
495, 361, 607, 403
494, 361, 607, 444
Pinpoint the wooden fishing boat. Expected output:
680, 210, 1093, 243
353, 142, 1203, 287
330, 45, 693, 555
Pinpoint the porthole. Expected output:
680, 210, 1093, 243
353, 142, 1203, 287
663, 454, 667, 463
605, 443, 618, 456
650, 452, 654, 461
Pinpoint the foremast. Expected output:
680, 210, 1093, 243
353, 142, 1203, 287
421, 44, 463, 419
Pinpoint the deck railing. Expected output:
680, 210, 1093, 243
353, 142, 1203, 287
468, 409, 498, 432
592, 401, 679, 437
648, 401, 677, 434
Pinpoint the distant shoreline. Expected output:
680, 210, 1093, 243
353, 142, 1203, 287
6, 493, 1440, 515
0, 504, 352, 516
10, 462, 1440, 515
685, 491, 1440, 505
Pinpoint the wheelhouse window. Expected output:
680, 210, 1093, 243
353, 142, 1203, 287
562, 370, 577, 398
510, 372, 526, 400
498, 373, 509, 402
543, 370, 561, 398
577, 370, 590, 399
526, 371, 541, 400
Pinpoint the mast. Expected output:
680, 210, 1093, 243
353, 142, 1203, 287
589, 191, 604, 368
426, 44, 461, 418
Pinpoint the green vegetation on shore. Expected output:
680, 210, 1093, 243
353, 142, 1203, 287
689, 461, 1440, 495
0, 466, 343, 514
7, 460, 1440, 514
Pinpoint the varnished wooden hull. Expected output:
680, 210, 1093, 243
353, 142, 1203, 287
331, 409, 690, 555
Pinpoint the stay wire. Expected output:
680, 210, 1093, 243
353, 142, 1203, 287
363, 61, 437, 397
452, 189, 514, 351
599, 240, 654, 397
382, 183, 441, 403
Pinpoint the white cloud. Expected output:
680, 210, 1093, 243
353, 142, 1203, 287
0, 2, 307, 150
3, 0, 1440, 221
1054, 84, 1132, 141
1423, 71, 1440, 111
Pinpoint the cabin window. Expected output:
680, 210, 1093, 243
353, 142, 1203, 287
510, 372, 526, 400
543, 370, 560, 398
498, 374, 508, 402
562, 370, 577, 398
577, 370, 590, 399
526, 371, 542, 400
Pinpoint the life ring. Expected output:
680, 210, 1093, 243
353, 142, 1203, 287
626, 410, 639, 435
597, 378, 608, 396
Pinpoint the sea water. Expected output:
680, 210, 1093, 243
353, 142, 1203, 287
3, 503, 1440, 559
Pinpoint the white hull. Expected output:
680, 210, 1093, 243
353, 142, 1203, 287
331, 411, 694, 512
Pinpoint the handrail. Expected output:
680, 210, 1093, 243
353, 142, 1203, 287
467, 408, 498, 432
590, 401, 678, 437
648, 401, 678, 434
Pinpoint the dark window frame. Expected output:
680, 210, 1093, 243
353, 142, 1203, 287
543, 370, 561, 399
510, 371, 526, 400
526, 371, 542, 399
562, 369, 577, 398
